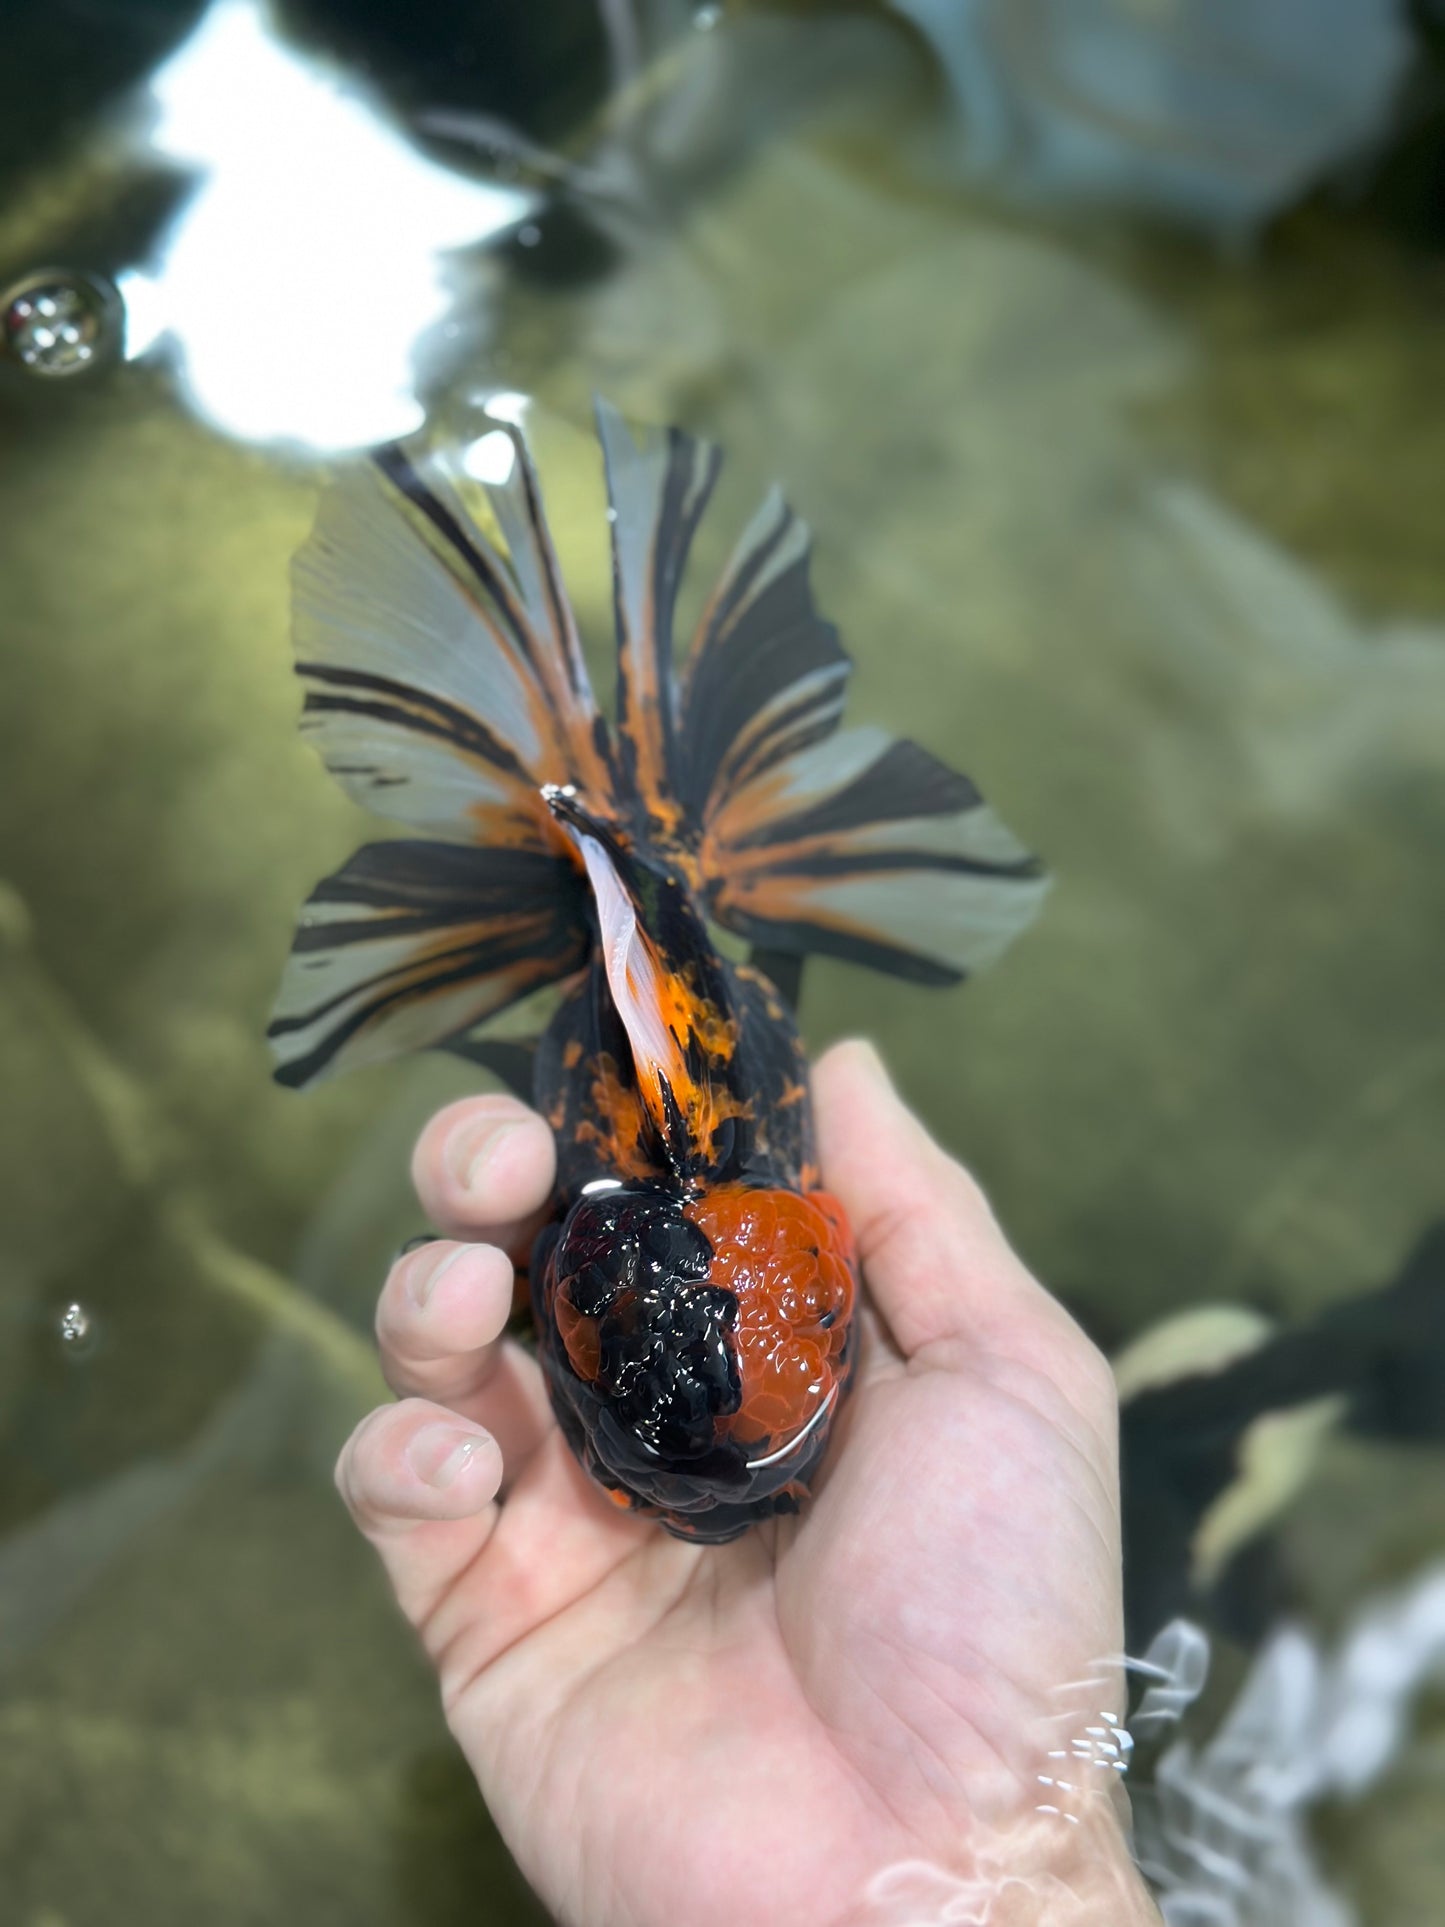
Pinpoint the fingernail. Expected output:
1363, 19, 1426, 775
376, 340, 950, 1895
407, 1423, 492, 1488
407, 1242, 468, 1311
444, 1117, 519, 1192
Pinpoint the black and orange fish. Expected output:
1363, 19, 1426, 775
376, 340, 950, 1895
269, 401, 1048, 1541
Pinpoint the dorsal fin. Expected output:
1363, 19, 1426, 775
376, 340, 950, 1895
544, 785, 750, 1179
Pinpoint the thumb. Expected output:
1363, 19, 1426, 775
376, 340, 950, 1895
811, 1040, 1088, 1378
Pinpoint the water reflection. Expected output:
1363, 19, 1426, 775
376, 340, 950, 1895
1131, 1569, 1445, 1926
118, 0, 534, 449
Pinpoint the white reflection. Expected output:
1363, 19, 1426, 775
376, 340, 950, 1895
461, 429, 518, 485
1131, 1572, 1445, 1926
120, 0, 535, 451
481, 388, 531, 426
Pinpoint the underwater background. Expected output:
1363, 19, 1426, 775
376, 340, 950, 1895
3, 1, 1445, 1920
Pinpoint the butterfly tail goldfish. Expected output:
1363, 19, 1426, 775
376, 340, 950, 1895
269, 400, 1048, 1540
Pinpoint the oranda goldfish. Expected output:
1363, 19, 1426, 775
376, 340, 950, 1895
269, 401, 1047, 1540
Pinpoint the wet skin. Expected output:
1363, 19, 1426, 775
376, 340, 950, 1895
337, 1043, 1160, 1927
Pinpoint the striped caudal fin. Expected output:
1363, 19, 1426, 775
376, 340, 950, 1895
271, 400, 1047, 1091
271, 423, 608, 1088
269, 841, 587, 1089
696, 730, 1050, 985
292, 429, 612, 838
594, 399, 720, 834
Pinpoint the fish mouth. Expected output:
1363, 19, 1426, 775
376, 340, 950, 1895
542, 780, 655, 897
542, 781, 616, 847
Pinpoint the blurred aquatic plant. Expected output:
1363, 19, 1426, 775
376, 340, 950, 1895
890, 0, 1415, 242
0, 875, 383, 1666
0, 877, 377, 1385
1131, 481, 1445, 836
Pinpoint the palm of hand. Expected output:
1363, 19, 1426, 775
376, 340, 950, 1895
340, 1045, 1136, 1927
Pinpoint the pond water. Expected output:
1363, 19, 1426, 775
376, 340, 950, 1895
3, 2, 1444, 1922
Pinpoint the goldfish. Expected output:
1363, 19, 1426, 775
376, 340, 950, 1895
269, 401, 1047, 1540
1117, 1219, 1445, 1647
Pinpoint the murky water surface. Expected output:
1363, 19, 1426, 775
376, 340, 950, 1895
3, 3, 1445, 1921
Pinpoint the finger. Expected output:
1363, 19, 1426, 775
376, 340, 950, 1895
813, 1040, 1101, 1384
417, 1430, 679, 1715
377, 1239, 553, 1473
336, 1399, 504, 1627
411, 1094, 556, 1253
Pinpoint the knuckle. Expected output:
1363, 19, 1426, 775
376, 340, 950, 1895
940, 1150, 996, 1229
1071, 1329, 1121, 1423
379, 1353, 417, 1400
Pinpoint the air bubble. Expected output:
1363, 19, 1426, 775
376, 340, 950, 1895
57, 1301, 99, 1359
59, 1302, 90, 1343
2, 270, 122, 377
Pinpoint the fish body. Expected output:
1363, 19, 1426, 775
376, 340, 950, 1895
529, 794, 857, 1537
270, 400, 1047, 1539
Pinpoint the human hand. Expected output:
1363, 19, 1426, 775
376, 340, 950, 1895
337, 1042, 1159, 1926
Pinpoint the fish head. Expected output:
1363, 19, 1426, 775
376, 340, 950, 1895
532, 1178, 857, 1541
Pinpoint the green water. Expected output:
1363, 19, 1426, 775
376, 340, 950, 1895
3, 5, 1445, 1922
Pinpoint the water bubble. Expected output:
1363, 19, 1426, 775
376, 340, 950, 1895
57, 1301, 97, 1358
694, 4, 723, 29
515, 222, 542, 248
2, 270, 122, 378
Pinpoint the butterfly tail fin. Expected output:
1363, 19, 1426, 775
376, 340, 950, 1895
595, 398, 1050, 988
268, 425, 615, 1088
